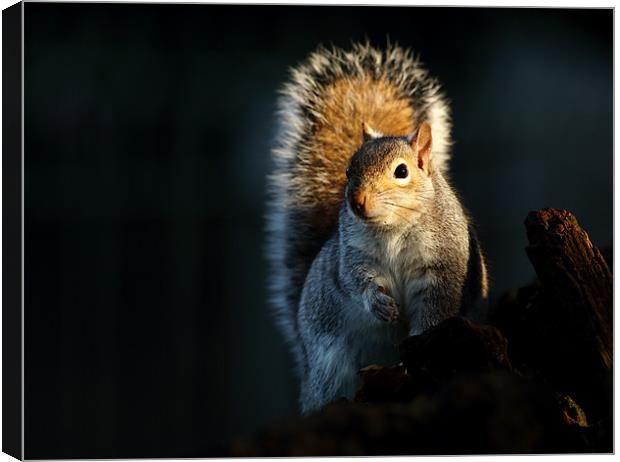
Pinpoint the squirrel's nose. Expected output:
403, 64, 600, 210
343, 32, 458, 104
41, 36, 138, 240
351, 192, 367, 218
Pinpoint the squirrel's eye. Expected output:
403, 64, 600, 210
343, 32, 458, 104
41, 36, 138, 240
394, 163, 408, 179
345, 166, 351, 179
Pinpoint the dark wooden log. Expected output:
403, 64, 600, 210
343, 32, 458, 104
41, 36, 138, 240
354, 317, 512, 406
230, 373, 588, 456
353, 364, 425, 404
399, 317, 512, 379
522, 208, 612, 420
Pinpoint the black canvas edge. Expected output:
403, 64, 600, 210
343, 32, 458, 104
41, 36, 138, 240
2, 1, 23, 460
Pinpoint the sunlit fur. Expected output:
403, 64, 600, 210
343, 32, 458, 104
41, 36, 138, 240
345, 137, 433, 229
265, 43, 452, 373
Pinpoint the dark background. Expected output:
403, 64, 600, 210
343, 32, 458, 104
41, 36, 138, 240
23, 4, 612, 458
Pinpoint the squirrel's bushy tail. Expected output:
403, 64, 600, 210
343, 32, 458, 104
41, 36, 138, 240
266, 43, 452, 369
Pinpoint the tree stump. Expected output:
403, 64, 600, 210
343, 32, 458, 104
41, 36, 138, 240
520, 208, 612, 420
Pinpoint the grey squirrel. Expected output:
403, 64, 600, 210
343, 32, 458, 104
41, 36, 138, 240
266, 43, 488, 413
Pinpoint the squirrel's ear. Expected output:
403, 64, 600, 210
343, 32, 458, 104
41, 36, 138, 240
362, 122, 382, 142
410, 122, 433, 176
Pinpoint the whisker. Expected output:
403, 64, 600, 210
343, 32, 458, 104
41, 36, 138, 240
383, 196, 435, 206
384, 201, 420, 212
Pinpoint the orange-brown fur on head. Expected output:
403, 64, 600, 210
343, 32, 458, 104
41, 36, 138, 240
346, 122, 434, 228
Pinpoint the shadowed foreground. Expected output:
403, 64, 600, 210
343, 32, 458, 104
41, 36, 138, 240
230, 209, 612, 456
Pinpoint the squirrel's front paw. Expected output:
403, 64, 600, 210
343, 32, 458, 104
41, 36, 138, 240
364, 285, 400, 323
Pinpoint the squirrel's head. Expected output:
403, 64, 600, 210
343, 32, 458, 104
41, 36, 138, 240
345, 121, 434, 228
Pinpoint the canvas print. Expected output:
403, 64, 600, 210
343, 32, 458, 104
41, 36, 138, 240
2, 2, 613, 458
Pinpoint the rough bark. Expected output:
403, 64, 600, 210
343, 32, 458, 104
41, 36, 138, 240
525, 208, 612, 364
399, 316, 512, 379
518, 209, 612, 420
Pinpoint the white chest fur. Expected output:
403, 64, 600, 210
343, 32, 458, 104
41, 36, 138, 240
376, 228, 435, 312
345, 227, 437, 358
